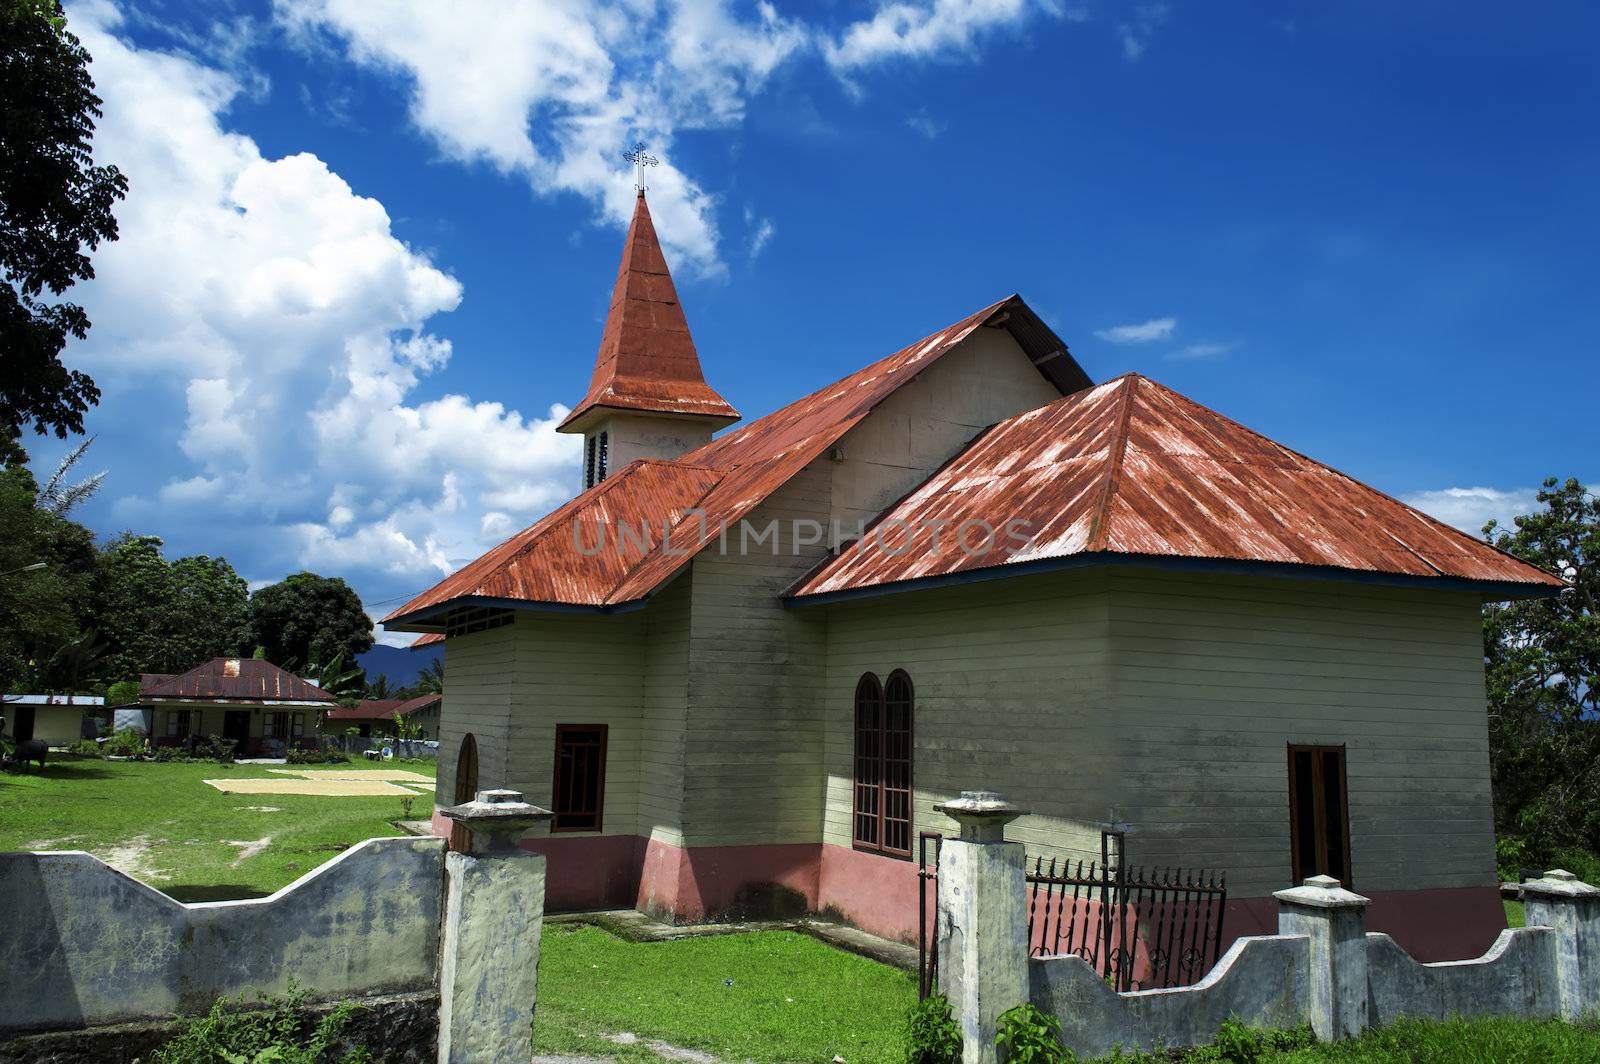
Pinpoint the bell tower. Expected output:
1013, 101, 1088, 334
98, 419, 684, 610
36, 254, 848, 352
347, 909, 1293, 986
557, 189, 739, 488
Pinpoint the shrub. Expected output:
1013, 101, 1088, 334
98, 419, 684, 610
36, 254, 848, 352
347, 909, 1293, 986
286, 748, 347, 765
151, 985, 371, 1064
996, 1004, 1073, 1064
106, 679, 140, 707
194, 735, 238, 763
103, 727, 147, 757
906, 992, 962, 1064
66, 739, 101, 757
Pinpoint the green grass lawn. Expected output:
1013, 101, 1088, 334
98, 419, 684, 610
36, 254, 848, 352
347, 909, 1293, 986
1263, 1015, 1600, 1064
1504, 898, 1525, 928
0, 756, 435, 900
534, 924, 916, 1064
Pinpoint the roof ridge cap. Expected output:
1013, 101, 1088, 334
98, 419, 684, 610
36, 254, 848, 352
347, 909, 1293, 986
1085, 375, 1140, 551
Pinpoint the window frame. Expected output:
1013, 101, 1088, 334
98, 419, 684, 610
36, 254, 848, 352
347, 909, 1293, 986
851, 670, 914, 859
1286, 743, 1353, 889
596, 431, 610, 482
551, 723, 609, 834
585, 436, 597, 489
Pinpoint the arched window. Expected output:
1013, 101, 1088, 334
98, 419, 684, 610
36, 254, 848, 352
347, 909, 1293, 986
853, 670, 913, 856
450, 733, 479, 852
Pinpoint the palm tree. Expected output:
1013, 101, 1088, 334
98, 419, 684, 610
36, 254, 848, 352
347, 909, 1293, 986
413, 658, 444, 696
36, 436, 106, 517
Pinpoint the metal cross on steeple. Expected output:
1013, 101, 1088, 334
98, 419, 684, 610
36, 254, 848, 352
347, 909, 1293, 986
623, 141, 658, 192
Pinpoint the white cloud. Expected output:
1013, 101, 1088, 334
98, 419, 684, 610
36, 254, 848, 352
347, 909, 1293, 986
906, 108, 946, 140
276, 0, 809, 276
824, 0, 1073, 73
1095, 316, 1176, 344
69, 0, 576, 591
1167, 340, 1235, 361
1118, 2, 1169, 61
748, 215, 775, 259
1402, 486, 1541, 536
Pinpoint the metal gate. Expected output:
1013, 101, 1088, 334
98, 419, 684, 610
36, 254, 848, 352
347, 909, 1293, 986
917, 833, 1227, 997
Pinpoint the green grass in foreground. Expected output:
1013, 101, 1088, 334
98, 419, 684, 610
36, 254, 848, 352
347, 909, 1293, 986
0, 757, 435, 900
1504, 898, 1526, 928
534, 924, 916, 1064
1261, 1015, 1600, 1064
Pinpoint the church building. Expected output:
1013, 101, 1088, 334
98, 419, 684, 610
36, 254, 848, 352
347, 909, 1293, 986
385, 189, 1561, 962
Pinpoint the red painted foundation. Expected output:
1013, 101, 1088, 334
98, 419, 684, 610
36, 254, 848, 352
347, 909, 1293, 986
428, 815, 1506, 962
1221, 884, 1507, 963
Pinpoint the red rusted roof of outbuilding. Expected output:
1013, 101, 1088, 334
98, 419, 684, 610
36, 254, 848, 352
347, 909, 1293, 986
386, 295, 1087, 628
410, 633, 443, 649
327, 694, 441, 722
140, 657, 337, 704
558, 191, 740, 433
788, 374, 1564, 601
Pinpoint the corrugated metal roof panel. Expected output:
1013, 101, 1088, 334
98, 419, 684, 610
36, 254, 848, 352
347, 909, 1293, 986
789, 374, 1563, 599
386, 295, 1077, 625
140, 658, 337, 703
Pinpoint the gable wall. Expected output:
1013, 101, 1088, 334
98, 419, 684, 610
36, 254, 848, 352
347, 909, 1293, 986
680, 463, 833, 847
820, 570, 1115, 863
500, 610, 648, 837
435, 624, 518, 809
817, 567, 1496, 901
830, 327, 1062, 534
1101, 570, 1495, 898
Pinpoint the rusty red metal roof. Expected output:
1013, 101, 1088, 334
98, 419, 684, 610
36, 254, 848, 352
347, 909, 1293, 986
386, 295, 1085, 628
140, 657, 337, 704
788, 374, 1564, 601
327, 694, 441, 722
558, 191, 740, 433
410, 633, 443, 649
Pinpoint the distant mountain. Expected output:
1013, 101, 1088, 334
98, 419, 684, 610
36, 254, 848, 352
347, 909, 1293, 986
358, 642, 442, 687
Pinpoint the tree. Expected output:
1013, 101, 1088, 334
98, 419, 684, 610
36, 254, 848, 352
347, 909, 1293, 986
248, 571, 373, 672
411, 657, 443, 696
0, 438, 97, 689
1, 1, 127, 438
93, 533, 251, 676
365, 673, 393, 700
1483, 477, 1600, 875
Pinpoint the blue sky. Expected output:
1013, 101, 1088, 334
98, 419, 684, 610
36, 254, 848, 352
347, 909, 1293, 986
38, 0, 1599, 643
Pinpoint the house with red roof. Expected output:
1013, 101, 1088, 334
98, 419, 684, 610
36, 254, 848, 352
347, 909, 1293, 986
135, 657, 335, 756
327, 694, 442, 739
384, 190, 1561, 963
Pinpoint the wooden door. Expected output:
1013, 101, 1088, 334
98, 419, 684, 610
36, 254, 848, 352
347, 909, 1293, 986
450, 733, 479, 852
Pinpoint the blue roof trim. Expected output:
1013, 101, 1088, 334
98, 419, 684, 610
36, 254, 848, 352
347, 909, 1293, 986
782, 551, 1563, 609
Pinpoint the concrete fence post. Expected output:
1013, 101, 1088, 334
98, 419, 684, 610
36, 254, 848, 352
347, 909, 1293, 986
437, 789, 554, 1064
1522, 868, 1600, 1021
1274, 875, 1370, 1042
935, 791, 1030, 1064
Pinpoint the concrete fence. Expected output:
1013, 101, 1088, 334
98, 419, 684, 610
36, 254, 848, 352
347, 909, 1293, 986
935, 790, 1600, 1064
0, 789, 550, 1064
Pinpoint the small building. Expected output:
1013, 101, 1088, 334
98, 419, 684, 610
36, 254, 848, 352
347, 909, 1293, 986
385, 191, 1562, 963
327, 694, 442, 739
1, 694, 106, 747
135, 658, 335, 756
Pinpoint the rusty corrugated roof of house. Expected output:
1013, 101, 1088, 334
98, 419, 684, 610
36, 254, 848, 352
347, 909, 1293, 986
787, 374, 1564, 603
327, 694, 441, 722
558, 191, 740, 433
140, 658, 337, 704
385, 295, 1087, 629
411, 633, 443, 649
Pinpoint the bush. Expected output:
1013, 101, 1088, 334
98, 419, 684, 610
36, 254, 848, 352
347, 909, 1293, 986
106, 679, 140, 707
996, 1004, 1073, 1063
906, 992, 963, 1064
66, 738, 101, 757
194, 735, 238, 763
103, 727, 147, 757
151, 984, 372, 1064
286, 748, 347, 765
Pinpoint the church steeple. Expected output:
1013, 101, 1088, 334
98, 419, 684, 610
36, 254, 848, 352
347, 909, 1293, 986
558, 190, 739, 487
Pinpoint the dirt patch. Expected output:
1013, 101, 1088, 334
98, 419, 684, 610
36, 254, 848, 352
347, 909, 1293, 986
226, 836, 273, 866
98, 835, 161, 881
24, 837, 79, 850
269, 768, 435, 784
203, 778, 420, 797
241, 805, 282, 813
